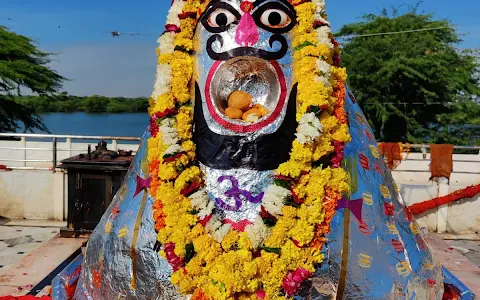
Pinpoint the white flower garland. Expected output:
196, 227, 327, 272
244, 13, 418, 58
262, 185, 291, 216
164, 144, 184, 156
153, 64, 172, 98
245, 217, 270, 249
159, 118, 179, 146
316, 26, 333, 49
166, 0, 185, 27
296, 112, 323, 144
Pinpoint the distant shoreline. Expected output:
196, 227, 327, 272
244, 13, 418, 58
11, 94, 149, 114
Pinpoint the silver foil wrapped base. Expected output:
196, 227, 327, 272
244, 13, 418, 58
73, 130, 184, 300
67, 90, 472, 299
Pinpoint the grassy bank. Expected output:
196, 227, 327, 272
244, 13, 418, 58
13, 94, 149, 113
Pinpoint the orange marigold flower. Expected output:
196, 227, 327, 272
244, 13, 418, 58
191, 288, 209, 300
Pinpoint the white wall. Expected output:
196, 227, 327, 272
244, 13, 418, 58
392, 152, 480, 234
0, 139, 138, 220
0, 140, 479, 233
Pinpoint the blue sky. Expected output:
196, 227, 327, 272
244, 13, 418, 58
1, 0, 478, 97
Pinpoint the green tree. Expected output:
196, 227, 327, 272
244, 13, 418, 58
336, 8, 480, 144
0, 26, 66, 133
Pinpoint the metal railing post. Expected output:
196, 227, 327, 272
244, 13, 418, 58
66, 138, 72, 158
20, 137, 27, 167
52, 137, 57, 173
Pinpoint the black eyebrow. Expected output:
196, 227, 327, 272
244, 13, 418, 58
206, 0, 294, 10
252, 0, 295, 11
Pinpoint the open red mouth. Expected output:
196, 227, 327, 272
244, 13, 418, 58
205, 57, 287, 133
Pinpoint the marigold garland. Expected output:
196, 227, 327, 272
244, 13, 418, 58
147, 0, 352, 299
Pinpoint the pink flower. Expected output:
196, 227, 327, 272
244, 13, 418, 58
281, 268, 312, 296
256, 290, 266, 299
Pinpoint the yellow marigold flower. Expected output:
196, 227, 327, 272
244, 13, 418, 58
170, 52, 193, 103
320, 114, 340, 133
158, 163, 178, 180
327, 168, 350, 195
171, 270, 195, 294
293, 57, 317, 79
186, 256, 204, 276
312, 135, 334, 162
187, 224, 206, 241
290, 141, 314, 164
297, 202, 324, 225
175, 153, 190, 168
292, 173, 310, 200
277, 160, 309, 179
174, 166, 201, 191
332, 123, 352, 142
304, 168, 331, 204
175, 19, 196, 51
183, 0, 202, 13
293, 3, 316, 32
293, 44, 331, 61
176, 106, 194, 140
292, 31, 318, 49
221, 230, 239, 251
238, 233, 253, 250
151, 92, 175, 115
331, 66, 348, 82
279, 240, 304, 268
148, 96, 156, 115
282, 206, 297, 219
264, 208, 296, 248
289, 219, 315, 246
181, 140, 196, 160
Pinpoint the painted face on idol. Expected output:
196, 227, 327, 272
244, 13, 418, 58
192, 0, 297, 230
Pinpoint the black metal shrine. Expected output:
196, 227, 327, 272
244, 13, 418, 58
58, 141, 133, 237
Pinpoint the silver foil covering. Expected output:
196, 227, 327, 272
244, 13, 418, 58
200, 163, 273, 223
73, 129, 184, 300
194, 9, 293, 137
72, 93, 446, 299
72, 0, 448, 298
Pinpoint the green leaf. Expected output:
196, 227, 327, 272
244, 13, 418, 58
307, 105, 322, 116
294, 41, 314, 51
273, 179, 290, 189
261, 246, 281, 254
262, 218, 277, 227
185, 243, 195, 263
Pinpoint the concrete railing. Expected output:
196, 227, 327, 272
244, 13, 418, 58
0, 134, 479, 234
0, 133, 140, 171
0, 133, 140, 221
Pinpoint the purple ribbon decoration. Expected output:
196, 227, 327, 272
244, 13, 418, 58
336, 197, 364, 222
215, 175, 264, 211
133, 175, 152, 197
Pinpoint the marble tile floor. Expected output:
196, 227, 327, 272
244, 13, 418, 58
0, 219, 85, 297
0, 222, 63, 272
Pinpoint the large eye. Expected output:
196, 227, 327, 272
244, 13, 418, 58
252, 3, 296, 33
208, 8, 237, 28
260, 9, 291, 28
201, 2, 241, 33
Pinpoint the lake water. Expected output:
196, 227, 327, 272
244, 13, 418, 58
34, 113, 149, 137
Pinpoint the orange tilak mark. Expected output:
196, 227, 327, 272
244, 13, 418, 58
240, 1, 253, 13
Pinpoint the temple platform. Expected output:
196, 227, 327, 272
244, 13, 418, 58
0, 219, 478, 298
0, 219, 87, 297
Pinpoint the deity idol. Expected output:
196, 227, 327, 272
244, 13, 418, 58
69, 0, 456, 299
